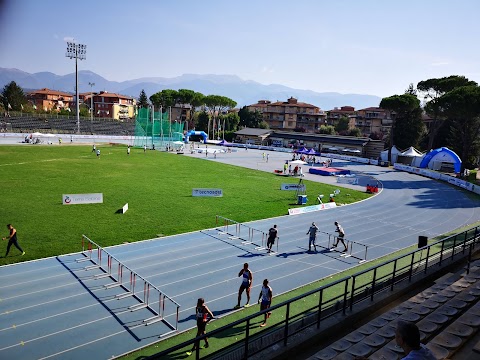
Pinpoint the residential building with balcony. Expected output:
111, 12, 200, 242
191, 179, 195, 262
247, 97, 326, 131
85, 91, 136, 120
356, 107, 391, 137
326, 106, 357, 129
27, 88, 74, 111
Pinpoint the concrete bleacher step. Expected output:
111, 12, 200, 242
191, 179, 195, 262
307, 269, 480, 360
426, 342, 450, 359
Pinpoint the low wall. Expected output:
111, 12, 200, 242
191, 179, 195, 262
0, 132, 134, 145
394, 163, 480, 195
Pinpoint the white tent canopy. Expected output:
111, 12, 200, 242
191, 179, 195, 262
400, 146, 423, 157
380, 146, 401, 162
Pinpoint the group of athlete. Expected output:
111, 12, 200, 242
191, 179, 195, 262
306, 221, 348, 253
187, 221, 347, 356
187, 263, 273, 356
267, 221, 347, 254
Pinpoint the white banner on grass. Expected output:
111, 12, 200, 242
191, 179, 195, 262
288, 202, 336, 215
192, 188, 223, 197
281, 184, 306, 191
63, 193, 103, 205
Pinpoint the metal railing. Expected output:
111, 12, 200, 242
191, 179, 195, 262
145, 225, 479, 359
80, 235, 180, 334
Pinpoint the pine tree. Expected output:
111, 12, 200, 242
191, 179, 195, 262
2, 81, 26, 111
138, 89, 149, 108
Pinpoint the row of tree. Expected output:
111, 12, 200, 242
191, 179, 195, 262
140, 88, 272, 140
380, 75, 480, 172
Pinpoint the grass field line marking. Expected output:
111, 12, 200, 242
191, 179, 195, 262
0, 157, 79, 167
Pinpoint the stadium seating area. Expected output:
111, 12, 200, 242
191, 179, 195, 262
5, 116, 135, 135
306, 262, 480, 360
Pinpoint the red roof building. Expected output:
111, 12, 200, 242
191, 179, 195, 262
247, 97, 326, 131
27, 88, 74, 111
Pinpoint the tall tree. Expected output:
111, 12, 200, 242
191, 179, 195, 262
380, 94, 423, 162
439, 85, 480, 173
405, 83, 417, 96
417, 75, 477, 151
2, 81, 26, 111
238, 106, 263, 128
177, 89, 199, 129
137, 89, 149, 108
203, 95, 237, 139
218, 112, 240, 132
195, 111, 209, 132
335, 116, 350, 134
188, 91, 205, 130
149, 89, 179, 109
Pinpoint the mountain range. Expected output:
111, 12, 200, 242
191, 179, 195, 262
0, 67, 382, 110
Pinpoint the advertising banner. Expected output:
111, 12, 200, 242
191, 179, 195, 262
192, 188, 223, 197
63, 193, 103, 205
288, 202, 336, 215
281, 184, 306, 191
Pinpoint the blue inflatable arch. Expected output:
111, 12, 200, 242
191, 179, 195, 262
185, 130, 208, 143
419, 147, 462, 173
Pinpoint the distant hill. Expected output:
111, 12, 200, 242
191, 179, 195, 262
0, 67, 381, 109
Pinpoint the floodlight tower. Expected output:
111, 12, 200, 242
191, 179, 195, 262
66, 41, 86, 134
88, 82, 95, 128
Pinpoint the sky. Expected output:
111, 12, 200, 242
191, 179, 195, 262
0, 0, 479, 97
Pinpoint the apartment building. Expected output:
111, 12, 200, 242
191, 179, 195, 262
86, 91, 136, 120
356, 107, 391, 137
326, 106, 357, 128
27, 88, 74, 111
247, 97, 326, 131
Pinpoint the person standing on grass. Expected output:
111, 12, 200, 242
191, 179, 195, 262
186, 298, 215, 356
235, 263, 253, 309
267, 225, 278, 253
333, 221, 347, 252
306, 222, 319, 252
258, 279, 273, 327
96, 149, 100, 158
143, 144, 146, 153
127, 145, 130, 155
92, 144, 96, 153
2, 224, 25, 257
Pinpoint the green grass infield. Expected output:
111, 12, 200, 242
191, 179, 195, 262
0, 144, 370, 265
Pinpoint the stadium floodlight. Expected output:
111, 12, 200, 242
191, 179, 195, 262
88, 82, 95, 125
65, 41, 87, 134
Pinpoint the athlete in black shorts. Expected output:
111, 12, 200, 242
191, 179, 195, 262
267, 225, 278, 253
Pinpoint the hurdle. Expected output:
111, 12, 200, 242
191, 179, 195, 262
215, 215, 273, 252
317, 231, 368, 263
79, 235, 180, 332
